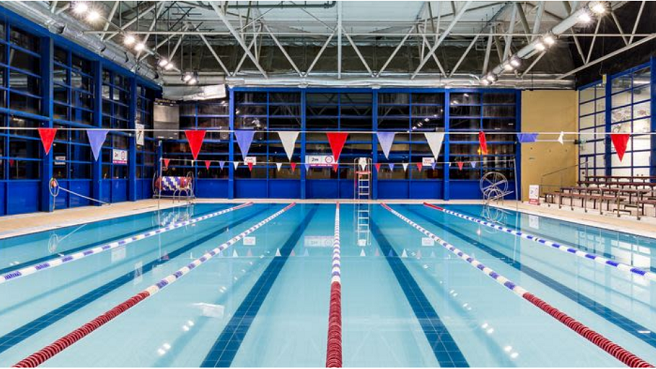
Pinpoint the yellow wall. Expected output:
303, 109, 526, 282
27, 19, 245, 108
521, 90, 578, 201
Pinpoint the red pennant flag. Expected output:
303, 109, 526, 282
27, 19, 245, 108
416, 163, 423, 171
611, 133, 630, 162
38, 128, 58, 155
457, 161, 464, 170
478, 131, 488, 155
247, 162, 254, 171
290, 162, 297, 172
326, 133, 349, 162
163, 158, 171, 168
185, 130, 206, 160
374, 163, 381, 172
205, 160, 211, 170
332, 163, 339, 172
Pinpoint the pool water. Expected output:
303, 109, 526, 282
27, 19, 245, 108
1, 203, 655, 367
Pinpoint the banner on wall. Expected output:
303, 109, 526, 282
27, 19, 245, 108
136, 123, 145, 146
528, 185, 540, 205
112, 149, 128, 164
244, 156, 257, 165
422, 157, 435, 166
306, 155, 335, 167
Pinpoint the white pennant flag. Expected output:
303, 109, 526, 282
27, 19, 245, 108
402, 163, 409, 172
424, 132, 445, 160
276, 163, 283, 171
233, 161, 240, 169
557, 131, 564, 145
277, 131, 300, 161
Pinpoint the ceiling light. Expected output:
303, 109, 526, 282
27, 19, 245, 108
578, 11, 592, 24
183, 73, 192, 82
591, 2, 606, 14
535, 41, 546, 51
188, 77, 198, 85
124, 34, 136, 46
134, 42, 146, 51
164, 63, 174, 70
481, 79, 490, 86
72, 1, 89, 14
509, 57, 521, 67
86, 10, 101, 22
543, 34, 556, 46
504, 63, 514, 71
485, 74, 497, 83
158, 59, 169, 67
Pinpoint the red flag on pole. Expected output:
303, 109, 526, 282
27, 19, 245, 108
416, 163, 423, 171
247, 162, 254, 171
332, 163, 339, 172
478, 131, 488, 155
326, 133, 349, 162
374, 163, 381, 172
611, 133, 630, 162
185, 130, 206, 160
163, 158, 171, 168
205, 160, 211, 170
290, 162, 297, 172
457, 161, 464, 170
38, 128, 58, 155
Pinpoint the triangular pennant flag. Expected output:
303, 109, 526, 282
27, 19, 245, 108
388, 163, 394, 171
457, 161, 464, 170
517, 133, 539, 143
277, 131, 299, 161
205, 160, 211, 170
416, 163, 423, 171
431, 161, 436, 170
471, 161, 477, 168
376, 132, 395, 159
557, 131, 564, 145
332, 163, 339, 172
276, 163, 283, 171
86, 129, 108, 161
275, 248, 282, 257
247, 162, 254, 171
185, 130, 206, 160
235, 130, 256, 160
164, 158, 171, 168
232, 249, 239, 258
219, 161, 225, 170
424, 132, 445, 160
375, 163, 381, 172
38, 128, 58, 155
401, 249, 408, 258
478, 131, 488, 155
611, 133, 630, 162
402, 163, 409, 172
233, 161, 240, 169
290, 162, 297, 172
304, 163, 311, 172
360, 249, 366, 257
326, 132, 349, 162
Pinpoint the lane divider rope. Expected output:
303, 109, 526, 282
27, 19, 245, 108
0, 202, 253, 285
382, 203, 653, 368
12, 203, 296, 368
326, 203, 342, 368
423, 202, 655, 282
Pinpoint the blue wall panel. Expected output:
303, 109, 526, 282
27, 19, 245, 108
54, 180, 69, 209
112, 180, 128, 203
7, 181, 39, 215
338, 180, 355, 199
268, 180, 300, 199
235, 180, 267, 198
196, 180, 229, 198
0, 183, 5, 216
307, 180, 339, 199
101, 181, 111, 203
69, 181, 92, 208
450, 181, 482, 200
378, 181, 410, 199
409, 181, 443, 199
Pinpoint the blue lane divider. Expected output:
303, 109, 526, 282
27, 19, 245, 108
201, 205, 318, 368
424, 203, 655, 282
370, 221, 469, 368
0, 203, 253, 285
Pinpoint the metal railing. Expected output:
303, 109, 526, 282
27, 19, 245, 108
539, 160, 589, 197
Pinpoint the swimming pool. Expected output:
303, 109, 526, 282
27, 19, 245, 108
1, 202, 655, 367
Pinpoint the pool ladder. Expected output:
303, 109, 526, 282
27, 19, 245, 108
354, 158, 372, 246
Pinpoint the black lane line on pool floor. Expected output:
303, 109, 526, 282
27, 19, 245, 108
200, 205, 318, 368
370, 221, 469, 368
0, 207, 265, 358
0, 206, 227, 275
405, 206, 656, 350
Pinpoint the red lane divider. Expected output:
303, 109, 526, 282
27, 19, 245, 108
326, 203, 342, 368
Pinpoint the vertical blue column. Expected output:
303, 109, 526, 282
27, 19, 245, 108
300, 90, 307, 199
604, 76, 612, 176
515, 89, 522, 200
91, 61, 103, 204
650, 57, 656, 178
443, 90, 450, 201
39, 36, 54, 212
128, 77, 137, 201
372, 90, 378, 200
228, 88, 235, 199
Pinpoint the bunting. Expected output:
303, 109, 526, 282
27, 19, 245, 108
86, 129, 108, 161
276, 163, 283, 171
471, 161, 477, 168
304, 163, 311, 172
402, 163, 409, 172
388, 163, 395, 171
457, 161, 464, 170
326, 132, 349, 162
290, 162, 297, 172
374, 163, 381, 172
376, 132, 395, 159
247, 162, 254, 171
233, 161, 240, 169
205, 160, 211, 170
184, 130, 206, 160
235, 130, 256, 160
277, 131, 299, 161
517, 133, 539, 143
332, 163, 339, 172
424, 132, 445, 160
219, 161, 225, 170
478, 131, 488, 155
611, 133, 630, 162
431, 161, 436, 170
38, 128, 58, 155
557, 131, 565, 145
416, 163, 423, 171
163, 159, 171, 168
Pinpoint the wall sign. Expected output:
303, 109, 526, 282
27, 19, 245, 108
54, 156, 66, 166
305, 155, 335, 167
528, 185, 540, 205
112, 149, 128, 164
136, 123, 145, 146
244, 156, 257, 165
422, 157, 435, 166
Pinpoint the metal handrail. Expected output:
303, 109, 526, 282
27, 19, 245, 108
539, 160, 589, 196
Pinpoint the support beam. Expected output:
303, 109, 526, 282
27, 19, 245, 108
516, 3, 532, 42
343, 28, 373, 76
503, 4, 517, 60
306, 30, 336, 76
100, 1, 120, 41
209, 2, 268, 78
531, 1, 545, 41
629, 1, 646, 44
337, 1, 342, 79
233, 25, 262, 75
264, 25, 302, 77
199, 34, 231, 76
449, 34, 479, 77
609, 11, 628, 46
482, 31, 493, 74
586, 17, 602, 64
376, 27, 413, 77
105, 2, 159, 42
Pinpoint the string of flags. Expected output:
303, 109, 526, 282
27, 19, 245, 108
33, 128, 633, 165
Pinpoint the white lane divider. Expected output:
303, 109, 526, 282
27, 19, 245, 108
382, 203, 652, 368
423, 203, 655, 282
0, 202, 253, 285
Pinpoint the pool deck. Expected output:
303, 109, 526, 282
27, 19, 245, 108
1, 198, 655, 240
